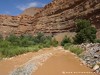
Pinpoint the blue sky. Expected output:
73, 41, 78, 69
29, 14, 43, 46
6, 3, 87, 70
0, 0, 52, 16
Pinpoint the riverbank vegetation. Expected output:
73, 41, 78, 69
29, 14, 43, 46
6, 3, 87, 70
61, 19, 97, 55
0, 32, 58, 59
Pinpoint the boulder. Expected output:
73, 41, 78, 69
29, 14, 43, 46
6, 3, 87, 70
93, 64, 99, 71
80, 43, 100, 73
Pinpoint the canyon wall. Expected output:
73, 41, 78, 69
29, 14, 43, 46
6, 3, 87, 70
0, 0, 100, 38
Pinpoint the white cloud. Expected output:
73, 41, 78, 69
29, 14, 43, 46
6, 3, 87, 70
17, 2, 45, 11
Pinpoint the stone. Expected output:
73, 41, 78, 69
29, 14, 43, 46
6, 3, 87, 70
80, 43, 100, 73
94, 55, 99, 58
93, 64, 99, 71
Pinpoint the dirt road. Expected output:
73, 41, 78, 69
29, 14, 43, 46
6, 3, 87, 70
0, 47, 99, 75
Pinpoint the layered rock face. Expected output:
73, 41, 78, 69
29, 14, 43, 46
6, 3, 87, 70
0, 15, 34, 38
0, 0, 100, 38
33, 0, 100, 35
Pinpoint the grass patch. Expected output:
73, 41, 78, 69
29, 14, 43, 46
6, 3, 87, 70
64, 44, 83, 55
0, 45, 41, 57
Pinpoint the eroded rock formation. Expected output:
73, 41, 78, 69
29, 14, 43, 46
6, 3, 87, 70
0, 0, 100, 38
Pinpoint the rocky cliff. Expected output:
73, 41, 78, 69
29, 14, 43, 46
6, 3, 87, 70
0, 15, 34, 38
0, 0, 100, 38
33, 0, 100, 35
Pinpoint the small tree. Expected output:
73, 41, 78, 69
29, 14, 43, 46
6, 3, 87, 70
75, 19, 91, 32
34, 32, 45, 44
19, 34, 34, 47
6, 34, 19, 46
52, 38, 58, 47
74, 19, 97, 44
43, 36, 52, 48
61, 36, 71, 46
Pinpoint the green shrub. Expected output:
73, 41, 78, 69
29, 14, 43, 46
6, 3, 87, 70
52, 38, 58, 47
69, 45, 83, 55
64, 43, 72, 50
33, 32, 45, 44
32, 45, 40, 52
6, 34, 20, 46
43, 40, 51, 48
0, 32, 59, 58
36, 35, 51, 48
18, 34, 34, 47
0, 52, 3, 60
74, 19, 97, 44
0, 34, 3, 41
74, 27, 97, 44
61, 36, 71, 46
64, 44, 83, 55
75, 19, 91, 32
95, 39, 100, 43
0, 40, 11, 48
0, 45, 41, 57
19, 38, 32, 47
6, 34, 34, 47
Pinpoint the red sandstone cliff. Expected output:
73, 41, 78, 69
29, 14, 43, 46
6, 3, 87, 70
0, 0, 100, 38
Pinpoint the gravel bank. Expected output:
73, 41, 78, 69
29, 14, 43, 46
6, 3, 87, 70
9, 48, 58, 75
80, 43, 100, 73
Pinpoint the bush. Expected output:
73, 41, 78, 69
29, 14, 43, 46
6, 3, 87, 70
6, 34, 20, 46
33, 32, 45, 44
95, 39, 100, 43
32, 45, 41, 52
0, 32, 59, 58
69, 45, 83, 55
0, 45, 41, 57
64, 44, 83, 55
74, 27, 97, 44
0, 34, 3, 41
74, 19, 97, 44
0, 52, 3, 60
52, 38, 58, 47
0, 40, 11, 48
1, 47, 27, 57
19, 38, 33, 47
43, 39, 51, 48
75, 19, 91, 32
61, 36, 71, 46
64, 43, 72, 50
19, 34, 34, 47
6, 34, 34, 47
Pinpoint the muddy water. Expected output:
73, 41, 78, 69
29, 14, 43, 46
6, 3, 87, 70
32, 50, 99, 75
0, 47, 99, 75
0, 47, 55, 75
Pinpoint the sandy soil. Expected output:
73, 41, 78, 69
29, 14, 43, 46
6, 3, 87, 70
32, 50, 98, 75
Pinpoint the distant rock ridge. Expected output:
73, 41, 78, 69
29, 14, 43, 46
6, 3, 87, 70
21, 7, 42, 16
0, 0, 100, 38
